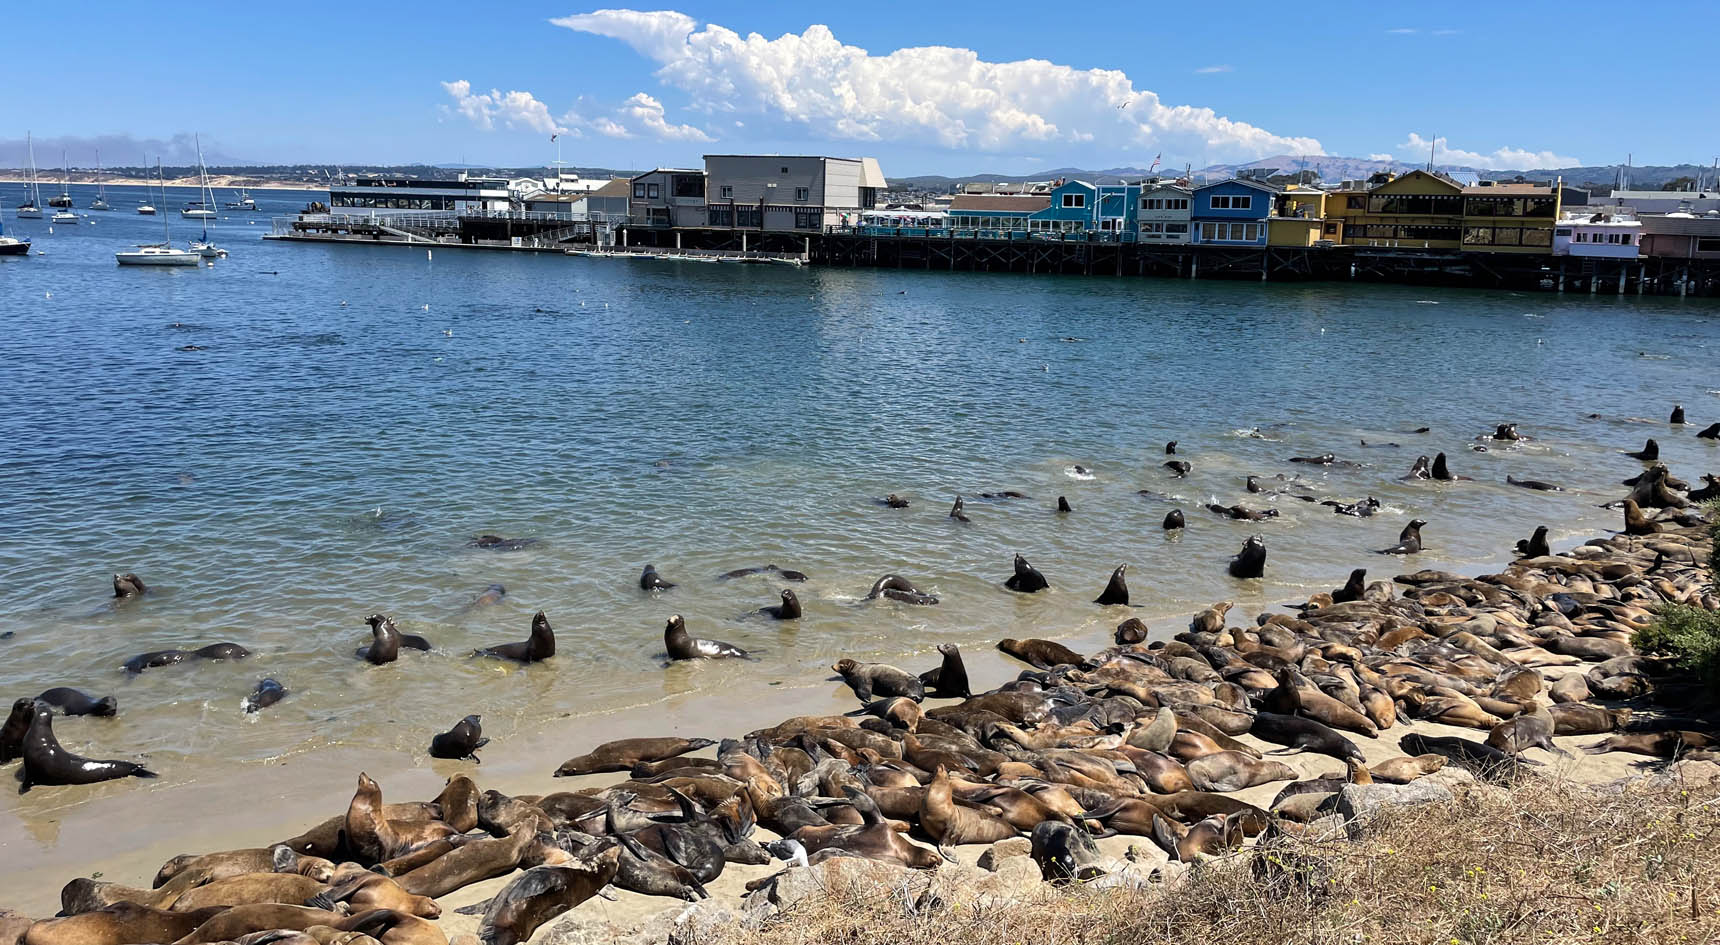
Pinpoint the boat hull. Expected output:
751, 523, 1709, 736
181, 210, 215, 219
116, 249, 201, 266
15, 208, 42, 219
0, 238, 30, 256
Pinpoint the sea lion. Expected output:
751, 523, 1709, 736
1548, 674, 1590, 704
1163, 509, 1185, 530
1289, 453, 1336, 464
1625, 438, 1659, 461
167, 872, 329, 912
357, 614, 430, 664
1164, 460, 1191, 478
1492, 423, 1522, 441
1331, 568, 1366, 604
154, 845, 334, 888
1583, 731, 1716, 758
1190, 601, 1232, 634
469, 583, 507, 607
122, 643, 250, 673
1402, 455, 1431, 480
1151, 812, 1238, 862
833, 659, 924, 702
865, 574, 938, 605
554, 737, 716, 777
1003, 554, 1049, 593
1377, 519, 1426, 555
1367, 754, 1446, 784
948, 496, 970, 523
664, 615, 748, 660
1184, 751, 1297, 792
1056, 496, 1072, 513
1207, 503, 1279, 521
881, 494, 911, 509
997, 638, 1089, 670
1697, 422, 1720, 440
1398, 732, 1538, 783
639, 565, 675, 591
1547, 704, 1631, 736
243, 678, 288, 714
1164, 441, 1178, 455
759, 590, 802, 620
1514, 526, 1551, 558
17, 701, 156, 792
1430, 452, 1465, 481
1028, 820, 1104, 881
921, 766, 1016, 846
475, 611, 555, 662
1671, 405, 1686, 424
1689, 474, 1720, 501
112, 573, 148, 598
307, 871, 441, 919
471, 534, 538, 550
1, 699, 31, 763
475, 847, 622, 945
1623, 499, 1660, 536
918, 644, 971, 698
1485, 706, 1567, 757
34, 688, 117, 717
21, 902, 224, 945
1507, 475, 1562, 491
1228, 535, 1266, 578
344, 773, 456, 864
1114, 617, 1149, 645
1248, 712, 1364, 763
789, 785, 942, 869
1094, 565, 1129, 606
429, 715, 488, 762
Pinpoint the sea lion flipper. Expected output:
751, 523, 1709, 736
304, 892, 337, 911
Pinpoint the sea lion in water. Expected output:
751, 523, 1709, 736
833, 659, 924, 702
1114, 617, 1149, 645
1697, 422, 1720, 440
1507, 475, 1562, 491
112, 573, 148, 598
1228, 536, 1266, 578
471, 534, 538, 550
1164, 460, 1191, 478
1492, 423, 1522, 441
1625, 438, 1659, 461
1687, 474, 1720, 502
554, 736, 716, 776
476, 611, 555, 662
1377, 519, 1426, 555
664, 615, 748, 660
639, 565, 675, 591
1163, 509, 1185, 530
1402, 455, 1431, 480
881, 494, 911, 509
1207, 503, 1278, 521
17, 701, 157, 792
1514, 526, 1550, 558
1165, 441, 1178, 455
34, 688, 117, 717
122, 642, 250, 673
1671, 404, 1686, 424
1056, 496, 1072, 513
865, 574, 938, 605
997, 638, 1089, 670
717, 564, 809, 581
1331, 568, 1366, 604
1430, 452, 1465, 481
242, 678, 288, 714
429, 715, 489, 762
357, 614, 430, 664
476, 847, 622, 945
469, 583, 507, 608
759, 589, 802, 620
919, 644, 971, 698
1003, 554, 1049, 593
1094, 565, 1129, 606
0, 699, 31, 763
948, 496, 970, 523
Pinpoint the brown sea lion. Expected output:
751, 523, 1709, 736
1368, 754, 1447, 784
1623, 499, 1659, 536
920, 766, 1017, 846
1582, 730, 1713, 758
155, 845, 335, 889
832, 659, 925, 702
1263, 668, 1379, 737
1151, 812, 1238, 861
790, 786, 942, 869
393, 823, 539, 898
1190, 601, 1233, 635
1184, 751, 1298, 792
345, 773, 456, 865
1485, 705, 1567, 757
434, 775, 481, 833
1547, 704, 1631, 736
61, 869, 210, 915
476, 847, 622, 945
21, 903, 223, 945
112, 573, 148, 598
308, 872, 440, 919
554, 736, 716, 776
168, 873, 328, 912
997, 638, 1089, 670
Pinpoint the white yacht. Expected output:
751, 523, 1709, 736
50, 209, 78, 224
16, 132, 43, 218
224, 188, 258, 211
119, 160, 200, 266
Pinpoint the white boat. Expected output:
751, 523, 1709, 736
89, 149, 111, 210
768, 257, 806, 267
116, 243, 200, 266
15, 132, 43, 218
137, 202, 157, 215
50, 209, 78, 224
181, 134, 218, 219
190, 239, 227, 258
223, 188, 258, 211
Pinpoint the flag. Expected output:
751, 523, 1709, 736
1149, 153, 1161, 171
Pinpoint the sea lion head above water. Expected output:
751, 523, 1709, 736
112, 573, 148, 598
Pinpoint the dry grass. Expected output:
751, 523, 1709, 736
699, 771, 1720, 945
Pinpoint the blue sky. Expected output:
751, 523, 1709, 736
2, 1, 1713, 175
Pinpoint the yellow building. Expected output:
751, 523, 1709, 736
1460, 180, 1562, 253
1343, 170, 1464, 249
1268, 188, 1327, 246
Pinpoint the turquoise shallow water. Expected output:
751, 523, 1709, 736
1, 183, 1718, 793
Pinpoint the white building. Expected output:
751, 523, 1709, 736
1137, 183, 1192, 243
1553, 211, 1642, 258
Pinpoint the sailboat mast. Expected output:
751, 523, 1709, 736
160, 159, 171, 244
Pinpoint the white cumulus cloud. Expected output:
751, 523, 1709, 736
549, 9, 1321, 164
1367, 152, 1395, 161
1399, 133, 1577, 171
441, 80, 569, 136
622, 92, 713, 141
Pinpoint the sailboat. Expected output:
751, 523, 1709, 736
138, 168, 157, 215
181, 135, 216, 219
0, 205, 29, 256
89, 149, 111, 210
117, 159, 200, 266
47, 152, 72, 207
16, 132, 43, 218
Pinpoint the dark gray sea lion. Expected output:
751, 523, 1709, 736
1207, 503, 1279, 521
1289, 453, 1337, 464
243, 678, 287, 714
1430, 453, 1466, 481
997, 638, 1089, 670
1689, 474, 1720, 502
865, 574, 938, 605
122, 643, 249, 674
1322, 497, 1381, 516
1507, 475, 1562, 491
980, 490, 1030, 499
1164, 460, 1191, 478
1377, 519, 1426, 555
1114, 617, 1149, 645
1030, 820, 1104, 881
1398, 732, 1538, 783
1094, 565, 1129, 606
1670, 405, 1686, 424
949, 496, 970, 523
471, 534, 538, 550
1492, 423, 1522, 441
1402, 455, 1431, 480
1331, 568, 1366, 604
112, 572, 148, 598
429, 715, 489, 762
1249, 711, 1364, 763
357, 614, 430, 664
639, 565, 675, 591
17, 700, 157, 792
881, 494, 911, 508
1625, 438, 1659, 461
476, 846, 622, 945
1697, 422, 1720, 440
919, 644, 971, 698
1003, 554, 1049, 593
36, 688, 117, 717
470, 583, 507, 607
1228, 536, 1265, 579
1056, 496, 1072, 513
1165, 441, 1178, 455
554, 736, 716, 776
760, 589, 802, 620
664, 615, 748, 660
1163, 509, 1185, 530
0, 699, 30, 763
476, 611, 556, 662
1514, 526, 1550, 558
833, 659, 924, 702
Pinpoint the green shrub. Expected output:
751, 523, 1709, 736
1633, 602, 1720, 683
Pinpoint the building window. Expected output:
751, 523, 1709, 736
1165, 222, 1188, 234
1323, 222, 1338, 234
719, 185, 733, 199
1697, 237, 1720, 252
633, 183, 646, 199
707, 206, 733, 227
1210, 195, 1252, 211
794, 187, 809, 202
647, 184, 660, 200
1061, 193, 1085, 208
1347, 196, 1365, 210
794, 209, 820, 230
736, 207, 762, 228
780, 166, 789, 174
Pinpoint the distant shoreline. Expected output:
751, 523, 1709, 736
0, 176, 321, 192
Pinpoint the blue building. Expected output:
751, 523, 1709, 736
1026, 180, 1142, 238
1190, 179, 1279, 245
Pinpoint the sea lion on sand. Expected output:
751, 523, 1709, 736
1514, 526, 1551, 558
865, 574, 938, 605
1547, 704, 1631, 736
918, 644, 971, 698
554, 737, 716, 777
1625, 438, 1659, 461
1248, 712, 1363, 763
1398, 732, 1538, 783
1163, 509, 1185, 530
1190, 601, 1232, 634
664, 615, 748, 660
17, 701, 156, 792
394, 821, 539, 899
345, 773, 456, 865
997, 638, 1089, 670
948, 496, 970, 523
1185, 751, 1297, 792
639, 565, 675, 591
1228, 536, 1266, 578
1, 699, 32, 763
476, 847, 621, 945
1151, 813, 1239, 862
167, 872, 329, 912
1094, 565, 1129, 606
1507, 475, 1562, 491
1377, 519, 1426, 555
112, 573, 148, 598
307, 871, 441, 919
1029, 820, 1104, 881
1548, 674, 1591, 704
921, 766, 1016, 846
1331, 568, 1366, 604
790, 785, 942, 869
357, 615, 430, 664
154, 845, 333, 889
1003, 554, 1049, 593
759, 589, 802, 620
429, 715, 488, 762
1114, 617, 1149, 645
34, 688, 117, 717
21, 902, 223, 945
833, 659, 924, 702
475, 612, 555, 662
122, 643, 250, 673
1582, 731, 1715, 758
243, 678, 288, 714
1485, 706, 1567, 757
1689, 474, 1720, 501
1367, 754, 1446, 784
1697, 422, 1720, 440
1624, 499, 1660, 536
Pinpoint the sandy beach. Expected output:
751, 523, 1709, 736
0, 174, 319, 191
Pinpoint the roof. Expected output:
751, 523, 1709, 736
949, 194, 1052, 212
593, 178, 632, 198
1463, 183, 1555, 195
1197, 178, 1283, 194
631, 168, 702, 181
858, 157, 887, 190
1143, 183, 1192, 195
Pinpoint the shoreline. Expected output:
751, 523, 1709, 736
0, 176, 319, 191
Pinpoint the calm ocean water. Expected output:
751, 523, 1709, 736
1, 183, 1718, 791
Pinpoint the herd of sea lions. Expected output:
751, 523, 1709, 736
0, 412, 1716, 944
